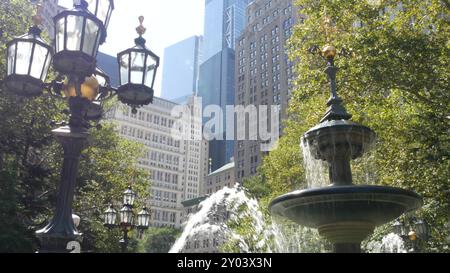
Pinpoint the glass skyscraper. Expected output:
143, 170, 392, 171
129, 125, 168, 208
161, 36, 202, 100
199, 0, 250, 172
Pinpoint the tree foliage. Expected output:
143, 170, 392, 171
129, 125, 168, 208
254, 0, 449, 252
138, 227, 180, 253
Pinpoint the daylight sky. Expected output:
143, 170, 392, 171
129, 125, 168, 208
60, 0, 205, 97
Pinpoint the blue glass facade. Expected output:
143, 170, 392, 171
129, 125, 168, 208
203, 0, 249, 62
199, 0, 250, 171
161, 36, 202, 100
97, 52, 119, 88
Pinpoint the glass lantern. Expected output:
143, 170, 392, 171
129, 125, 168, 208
80, 0, 114, 44
4, 25, 52, 97
123, 186, 137, 207
116, 16, 159, 112
104, 204, 117, 228
53, 1, 104, 76
137, 207, 151, 230
119, 205, 134, 227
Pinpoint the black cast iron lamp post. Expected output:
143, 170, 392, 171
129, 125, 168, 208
3, 1, 158, 253
103, 186, 150, 253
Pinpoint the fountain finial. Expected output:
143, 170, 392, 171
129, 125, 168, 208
320, 44, 353, 123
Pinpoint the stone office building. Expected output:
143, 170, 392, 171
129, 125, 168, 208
234, 0, 300, 183
107, 95, 209, 229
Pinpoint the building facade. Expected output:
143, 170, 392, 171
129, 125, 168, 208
161, 36, 202, 100
198, 0, 251, 172
204, 162, 235, 195
107, 96, 208, 229
234, 0, 300, 182
38, 0, 67, 39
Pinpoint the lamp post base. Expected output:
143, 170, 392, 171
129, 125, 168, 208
36, 233, 83, 253
36, 126, 90, 253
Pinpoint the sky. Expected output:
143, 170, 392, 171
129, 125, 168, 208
60, 0, 205, 97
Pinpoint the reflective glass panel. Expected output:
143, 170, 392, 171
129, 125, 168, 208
130, 51, 145, 84
7, 43, 16, 75
144, 56, 157, 87
15, 41, 33, 75
29, 44, 47, 79
65, 15, 83, 51
82, 18, 100, 55
119, 53, 129, 85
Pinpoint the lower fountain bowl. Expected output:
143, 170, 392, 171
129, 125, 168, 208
269, 185, 422, 243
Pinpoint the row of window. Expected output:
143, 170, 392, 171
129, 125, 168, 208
151, 169, 179, 184
152, 209, 177, 223
123, 108, 175, 128
184, 238, 220, 250
152, 190, 178, 204
120, 125, 181, 148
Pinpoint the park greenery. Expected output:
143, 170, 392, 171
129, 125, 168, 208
241, 0, 449, 252
0, 0, 150, 253
138, 227, 181, 253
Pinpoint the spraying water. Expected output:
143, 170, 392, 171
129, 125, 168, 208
365, 233, 407, 253
301, 138, 329, 189
170, 185, 271, 253
170, 184, 331, 253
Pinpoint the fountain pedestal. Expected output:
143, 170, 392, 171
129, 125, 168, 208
269, 46, 422, 253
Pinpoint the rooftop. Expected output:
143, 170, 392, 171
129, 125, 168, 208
181, 195, 209, 208
208, 162, 235, 177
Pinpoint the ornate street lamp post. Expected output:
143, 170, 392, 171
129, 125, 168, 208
3, 0, 158, 253
104, 186, 150, 253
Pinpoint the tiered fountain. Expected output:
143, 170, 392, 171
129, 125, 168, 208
269, 45, 423, 253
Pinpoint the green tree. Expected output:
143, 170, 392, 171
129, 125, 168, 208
254, 0, 449, 252
139, 227, 180, 253
0, 0, 151, 253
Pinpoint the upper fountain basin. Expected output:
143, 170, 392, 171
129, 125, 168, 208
303, 120, 376, 161
269, 185, 423, 229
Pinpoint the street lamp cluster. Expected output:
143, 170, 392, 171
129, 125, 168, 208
392, 217, 430, 253
104, 186, 151, 253
2, 0, 159, 252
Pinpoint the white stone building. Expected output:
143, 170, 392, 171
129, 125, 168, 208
37, 0, 68, 38
107, 95, 208, 229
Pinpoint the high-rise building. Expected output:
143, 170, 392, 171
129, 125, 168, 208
234, 0, 300, 183
198, 0, 251, 172
161, 36, 202, 100
107, 96, 209, 229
